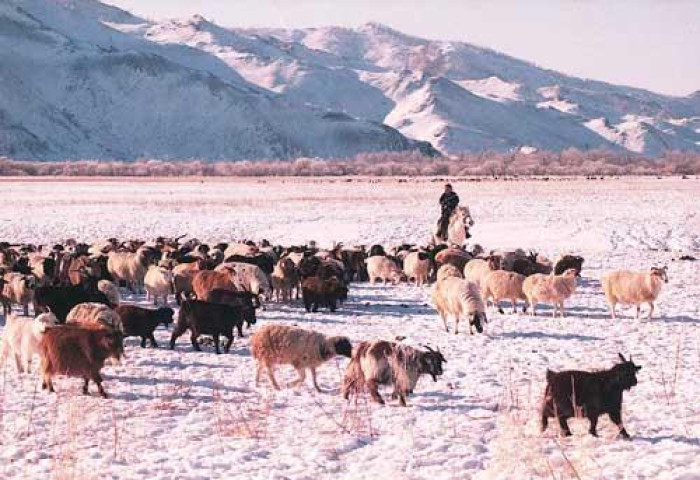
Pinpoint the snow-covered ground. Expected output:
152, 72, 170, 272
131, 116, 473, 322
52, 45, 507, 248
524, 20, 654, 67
0, 177, 699, 479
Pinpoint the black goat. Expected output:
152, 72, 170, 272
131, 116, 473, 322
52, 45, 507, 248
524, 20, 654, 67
541, 353, 641, 439
554, 255, 585, 276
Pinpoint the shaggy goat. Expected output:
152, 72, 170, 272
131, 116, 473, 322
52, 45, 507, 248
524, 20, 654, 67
116, 305, 174, 348
541, 354, 641, 439
342, 341, 446, 406
39, 325, 124, 398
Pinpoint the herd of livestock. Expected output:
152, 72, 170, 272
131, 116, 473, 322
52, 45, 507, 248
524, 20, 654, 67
0, 235, 671, 438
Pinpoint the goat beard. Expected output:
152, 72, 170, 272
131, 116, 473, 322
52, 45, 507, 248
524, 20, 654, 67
430, 373, 437, 382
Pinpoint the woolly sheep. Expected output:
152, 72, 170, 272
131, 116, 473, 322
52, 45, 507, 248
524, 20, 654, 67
436, 264, 463, 282
97, 280, 120, 307
432, 277, 486, 334
602, 267, 668, 319
522, 269, 578, 317
0, 312, 58, 373
144, 265, 174, 305
365, 256, 405, 285
66, 302, 123, 333
250, 324, 352, 392
403, 251, 431, 286
481, 270, 528, 314
463, 256, 501, 288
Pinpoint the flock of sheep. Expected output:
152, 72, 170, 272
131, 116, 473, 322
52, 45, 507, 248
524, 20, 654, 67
0, 234, 672, 438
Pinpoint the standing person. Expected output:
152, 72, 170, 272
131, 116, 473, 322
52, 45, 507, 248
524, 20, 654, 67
437, 184, 460, 240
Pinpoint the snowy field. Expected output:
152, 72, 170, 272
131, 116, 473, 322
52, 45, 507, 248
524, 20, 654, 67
0, 177, 699, 479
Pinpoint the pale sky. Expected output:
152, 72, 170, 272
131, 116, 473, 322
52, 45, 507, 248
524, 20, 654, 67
105, 0, 700, 96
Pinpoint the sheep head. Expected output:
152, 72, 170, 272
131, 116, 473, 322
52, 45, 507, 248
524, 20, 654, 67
650, 266, 669, 283
330, 336, 353, 358
471, 311, 486, 333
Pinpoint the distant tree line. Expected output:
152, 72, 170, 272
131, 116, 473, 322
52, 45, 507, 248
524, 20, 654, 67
1, 149, 699, 177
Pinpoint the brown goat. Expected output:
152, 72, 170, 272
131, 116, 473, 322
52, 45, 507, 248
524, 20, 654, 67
39, 325, 124, 398
191, 270, 235, 300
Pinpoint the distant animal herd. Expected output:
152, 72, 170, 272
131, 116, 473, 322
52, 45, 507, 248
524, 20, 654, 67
0, 234, 673, 439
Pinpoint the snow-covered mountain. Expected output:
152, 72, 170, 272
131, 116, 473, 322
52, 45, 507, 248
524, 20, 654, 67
1, 0, 699, 160
0, 0, 434, 160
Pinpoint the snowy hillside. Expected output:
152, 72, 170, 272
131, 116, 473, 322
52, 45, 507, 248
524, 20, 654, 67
0, 0, 433, 160
1, 0, 699, 159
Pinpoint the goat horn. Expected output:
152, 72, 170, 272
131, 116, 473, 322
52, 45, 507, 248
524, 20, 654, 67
618, 353, 626, 362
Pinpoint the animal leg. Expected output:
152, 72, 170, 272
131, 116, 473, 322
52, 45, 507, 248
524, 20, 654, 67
14, 353, 24, 373
265, 364, 281, 390
223, 333, 234, 354
311, 367, 322, 392
511, 299, 517, 314
455, 315, 460, 335
141, 337, 147, 348
213, 333, 221, 354
82, 377, 90, 395
648, 302, 654, 320
23, 304, 29, 316
608, 410, 630, 439
588, 414, 599, 437
439, 310, 449, 333
93, 371, 107, 398
190, 331, 202, 352
149, 333, 158, 348
255, 364, 263, 386
541, 411, 549, 432
288, 366, 306, 388
366, 379, 384, 405
557, 415, 572, 437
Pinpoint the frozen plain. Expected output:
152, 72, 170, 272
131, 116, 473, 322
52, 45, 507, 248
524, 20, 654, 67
0, 176, 699, 479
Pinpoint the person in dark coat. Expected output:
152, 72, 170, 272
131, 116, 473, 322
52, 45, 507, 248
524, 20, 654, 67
437, 184, 459, 240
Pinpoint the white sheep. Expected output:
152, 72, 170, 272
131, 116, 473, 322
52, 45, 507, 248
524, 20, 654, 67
0, 312, 58, 373
601, 267, 668, 319
403, 251, 431, 286
144, 265, 174, 305
463, 256, 501, 288
97, 280, 121, 306
431, 277, 487, 334
66, 302, 123, 333
107, 246, 153, 293
2, 272, 37, 316
365, 256, 405, 285
481, 270, 528, 314
436, 264, 463, 282
522, 269, 578, 317
250, 324, 352, 391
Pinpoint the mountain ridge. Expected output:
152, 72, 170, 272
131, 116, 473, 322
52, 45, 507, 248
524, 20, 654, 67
1, 0, 698, 160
